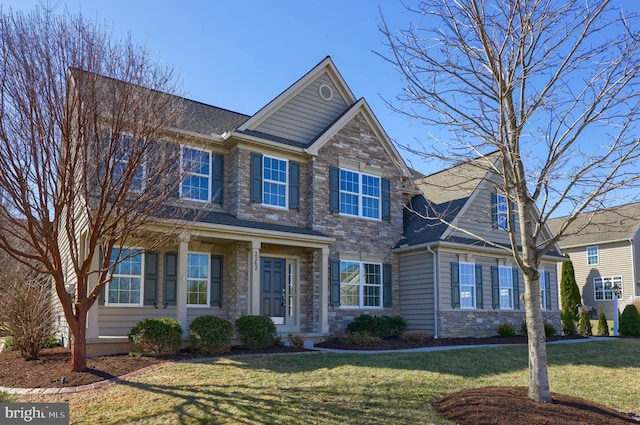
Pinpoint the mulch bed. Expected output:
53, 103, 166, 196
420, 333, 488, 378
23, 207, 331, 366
2, 335, 638, 424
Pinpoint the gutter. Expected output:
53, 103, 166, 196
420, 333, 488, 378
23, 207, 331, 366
427, 245, 439, 339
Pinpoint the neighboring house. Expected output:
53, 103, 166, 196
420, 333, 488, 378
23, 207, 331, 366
394, 153, 563, 338
548, 202, 640, 319
56, 56, 416, 355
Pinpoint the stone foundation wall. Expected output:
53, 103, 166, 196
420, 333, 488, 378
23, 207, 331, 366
438, 310, 562, 338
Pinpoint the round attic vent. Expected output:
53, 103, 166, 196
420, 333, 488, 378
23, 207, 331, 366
318, 84, 333, 101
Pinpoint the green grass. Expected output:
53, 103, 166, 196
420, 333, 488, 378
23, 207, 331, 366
19, 339, 640, 425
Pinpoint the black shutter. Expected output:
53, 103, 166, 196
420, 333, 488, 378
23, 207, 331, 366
475, 265, 483, 309
164, 252, 178, 306
381, 177, 391, 221
330, 259, 341, 307
513, 268, 520, 309
289, 160, 300, 210
144, 251, 158, 306
329, 166, 340, 213
544, 271, 552, 310
451, 262, 460, 308
383, 263, 392, 307
210, 255, 223, 307
250, 152, 263, 203
491, 266, 500, 309
211, 154, 224, 205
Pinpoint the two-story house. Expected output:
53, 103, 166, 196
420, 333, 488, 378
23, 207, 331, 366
57, 56, 415, 355
548, 202, 640, 319
395, 153, 563, 338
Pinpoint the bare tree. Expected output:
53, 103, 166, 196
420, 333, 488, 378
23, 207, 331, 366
0, 8, 188, 371
379, 0, 640, 402
0, 247, 53, 361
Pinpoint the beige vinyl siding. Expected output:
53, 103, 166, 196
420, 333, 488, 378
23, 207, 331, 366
254, 73, 348, 143
563, 240, 634, 318
398, 251, 435, 333
97, 306, 177, 337
634, 227, 640, 300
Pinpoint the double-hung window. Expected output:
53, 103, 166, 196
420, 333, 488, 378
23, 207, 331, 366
499, 266, 513, 309
339, 169, 381, 219
107, 248, 143, 306
339, 261, 382, 308
113, 133, 145, 192
181, 146, 211, 202
587, 246, 599, 265
187, 253, 209, 306
459, 262, 476, 308
594, 276, 622, 300
263, 155, 288, 208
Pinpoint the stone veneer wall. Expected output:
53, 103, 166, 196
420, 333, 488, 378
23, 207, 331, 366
225, 242, 250, 322
438, 310, 562, 338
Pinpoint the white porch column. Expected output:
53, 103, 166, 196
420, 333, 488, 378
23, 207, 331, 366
249, 241, 261, 315
177, 233, 190, 337
319, 247, 330, 334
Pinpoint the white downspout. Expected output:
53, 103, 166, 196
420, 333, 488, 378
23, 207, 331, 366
427, 245, 439, 339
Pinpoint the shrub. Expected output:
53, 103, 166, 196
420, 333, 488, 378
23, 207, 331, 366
3, 337, 15, 350
496, 323, 516, 337
578, 309, 592, 337
619, 304, 640, 336
560, 257, 581, 335
338, 331, 382, 346
544, 322, 557, 336
42, 335, 59, 349
188, 316, 233, 354
128, 318, 183, 356
287, 333, 305, 348
235, 315, 277, 349
0, 391, 16, 402
346, 314, 407, 339
596, 308, 609, 336
561, 312, 577, 336
401, 330, 433, 344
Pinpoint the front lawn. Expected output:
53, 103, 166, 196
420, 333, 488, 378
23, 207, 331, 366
17, 339, 640, 425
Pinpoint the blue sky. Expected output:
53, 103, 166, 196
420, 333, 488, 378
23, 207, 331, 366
2, 0, 430, 171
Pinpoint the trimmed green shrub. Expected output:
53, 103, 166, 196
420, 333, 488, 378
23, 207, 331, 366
346, 314, 408, 339
42, 335, 59, 348
619, 304, 640, 336
189, 316, 233, 354
544, 322, 557, 336
578, 309, 592, 337
128, 318, 182, 356
496, 323, 516, 337
235, 315, 277, 349
596, 308, 609, 336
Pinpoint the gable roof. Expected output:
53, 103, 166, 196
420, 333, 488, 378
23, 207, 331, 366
547, 202, 640, 248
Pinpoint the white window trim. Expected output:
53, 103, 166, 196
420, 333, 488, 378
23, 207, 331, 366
459, 261, 476, 309
499, 265, 513, 310
180, 145, 212, 202
539, 273, 547, 310
587, 246, 599, 265
112, 132, 146, 193
105, 247, 144, 307
339, 168, 382, 220
594, 276, 622, 301
339, 260, 383, 309
495, 193, 509, 230
186, 252, 210, 307
262, 154, 288, 209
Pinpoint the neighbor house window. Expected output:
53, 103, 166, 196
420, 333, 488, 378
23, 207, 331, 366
587, 246, 599, 265
263, 155, 288, 207
107, 248, 143, 306
187, 253, 209, 306
181, 146, 211, 202
339, 169, 381, 219
594, 276, 622, 300
113, 133, 145, 191
540, 273, 547, 310
499, 266, 513, 309
340, 261, 382, 308
459, 262, 476, 308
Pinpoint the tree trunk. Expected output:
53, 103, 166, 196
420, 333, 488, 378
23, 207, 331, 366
524, 273, 552, 403
69, 310, 87, 372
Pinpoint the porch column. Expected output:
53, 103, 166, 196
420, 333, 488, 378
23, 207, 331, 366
319, 247, 330, 334
249, 241, 261, 315
177, 233, 190, 337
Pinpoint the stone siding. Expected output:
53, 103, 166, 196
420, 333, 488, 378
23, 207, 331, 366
438, 310, 562, 338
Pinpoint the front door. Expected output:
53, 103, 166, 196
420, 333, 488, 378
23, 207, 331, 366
261, 258, 286, 324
